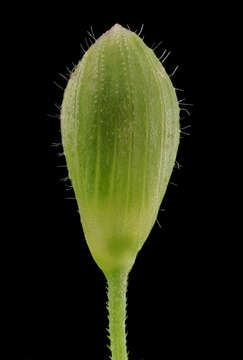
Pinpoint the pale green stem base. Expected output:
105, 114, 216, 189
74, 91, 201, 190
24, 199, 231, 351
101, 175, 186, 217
106, 269, 129, 360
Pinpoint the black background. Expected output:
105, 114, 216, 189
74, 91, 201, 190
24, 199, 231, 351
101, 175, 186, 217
14, 3, 234, 360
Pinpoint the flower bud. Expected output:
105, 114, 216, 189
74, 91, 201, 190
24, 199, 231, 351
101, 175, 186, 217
61, 24, 180, 275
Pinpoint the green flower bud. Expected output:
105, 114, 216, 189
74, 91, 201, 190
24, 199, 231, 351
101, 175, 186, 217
60, 24, 180, 276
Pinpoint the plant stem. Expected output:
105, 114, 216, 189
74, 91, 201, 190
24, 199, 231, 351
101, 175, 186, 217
106, 269, 129, 360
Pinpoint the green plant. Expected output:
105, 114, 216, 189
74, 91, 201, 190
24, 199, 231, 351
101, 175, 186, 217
60, 24, 180, 360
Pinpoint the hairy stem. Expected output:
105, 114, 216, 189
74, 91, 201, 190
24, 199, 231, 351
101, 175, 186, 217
106, 269, 129, 360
